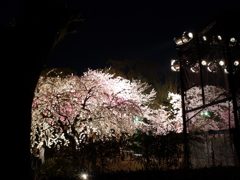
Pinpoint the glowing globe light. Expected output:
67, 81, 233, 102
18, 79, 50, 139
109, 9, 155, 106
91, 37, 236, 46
204, 111, 209, 116
202, 36, 207, 41
230, 37, 236, 43
188, 32, 193, 38
229, 37, 237, 47
219, 60, 225, 66
174, 31, 193, 46
182, 31, 193, 43
217, 35, 222, 40
234, 60, 239, 66
200, 110, 212, 118
201, 60, 207, 66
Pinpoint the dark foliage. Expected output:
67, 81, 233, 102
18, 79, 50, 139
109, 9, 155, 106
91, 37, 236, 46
1, 1, 82, 179
93, 166, 240, 180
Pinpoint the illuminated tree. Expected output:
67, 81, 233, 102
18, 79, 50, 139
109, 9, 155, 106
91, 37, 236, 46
31, 69, 157, 149
33, 73, 235, 151
142, 85, 235, 135
143, 92, 183, 135
145, 85, 235, 134
185, 85, 235, 132
106, 59, 179, 107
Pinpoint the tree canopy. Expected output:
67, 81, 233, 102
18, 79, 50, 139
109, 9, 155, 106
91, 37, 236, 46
31, 69, 157, 149
106, 59, 179, 107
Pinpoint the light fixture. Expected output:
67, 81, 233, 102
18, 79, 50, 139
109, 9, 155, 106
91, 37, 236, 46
174, 31, 194, 46
217, 35, 222, 40
201, 111, 209, 117
234, 60, 239, 66
230, 37, 236, 43
207, 62, 218, 73
171, 59, 180, 72
219, 60, 225, 66
201, 60, 207, 66
182, 31, 193, 43
229, 37, 237, 47
200, 110, 214, 119
202, 36, 207, 41
190, 63, 200, 73
224, 67, 229, 74
187, 32, 193, 39
233, 61, 239, 73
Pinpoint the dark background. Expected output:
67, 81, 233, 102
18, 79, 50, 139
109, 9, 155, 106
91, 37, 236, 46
1, 0, 240, 74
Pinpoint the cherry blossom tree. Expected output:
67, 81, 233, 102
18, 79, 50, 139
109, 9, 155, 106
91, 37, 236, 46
32, 66, 236, 154
31, 69, 157, 149
185, 85, 235, 132
142, 92, 183, 135
145, 85, 235, 135
31, 69, 186, 174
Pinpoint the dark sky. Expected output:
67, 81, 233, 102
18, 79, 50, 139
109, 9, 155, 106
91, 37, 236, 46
1, 0, 240, 74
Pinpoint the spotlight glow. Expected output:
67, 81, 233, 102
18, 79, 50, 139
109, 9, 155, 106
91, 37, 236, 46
81, 173, 88, 180
234, 60, 239, 66
202, 36, 207, 41
201, 60, 207, 66
219, 60, 225, 66
230, 37, 236, 43
217, 35, 222, 40
174, 31, 193, 46
188, 32, 193, 38
224, 68, 229, 74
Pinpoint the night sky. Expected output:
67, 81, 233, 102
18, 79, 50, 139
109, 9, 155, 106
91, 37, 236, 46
1, 0, 240, 74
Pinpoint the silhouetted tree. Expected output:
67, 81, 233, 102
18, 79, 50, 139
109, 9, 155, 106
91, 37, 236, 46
0, 0, 82, 179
